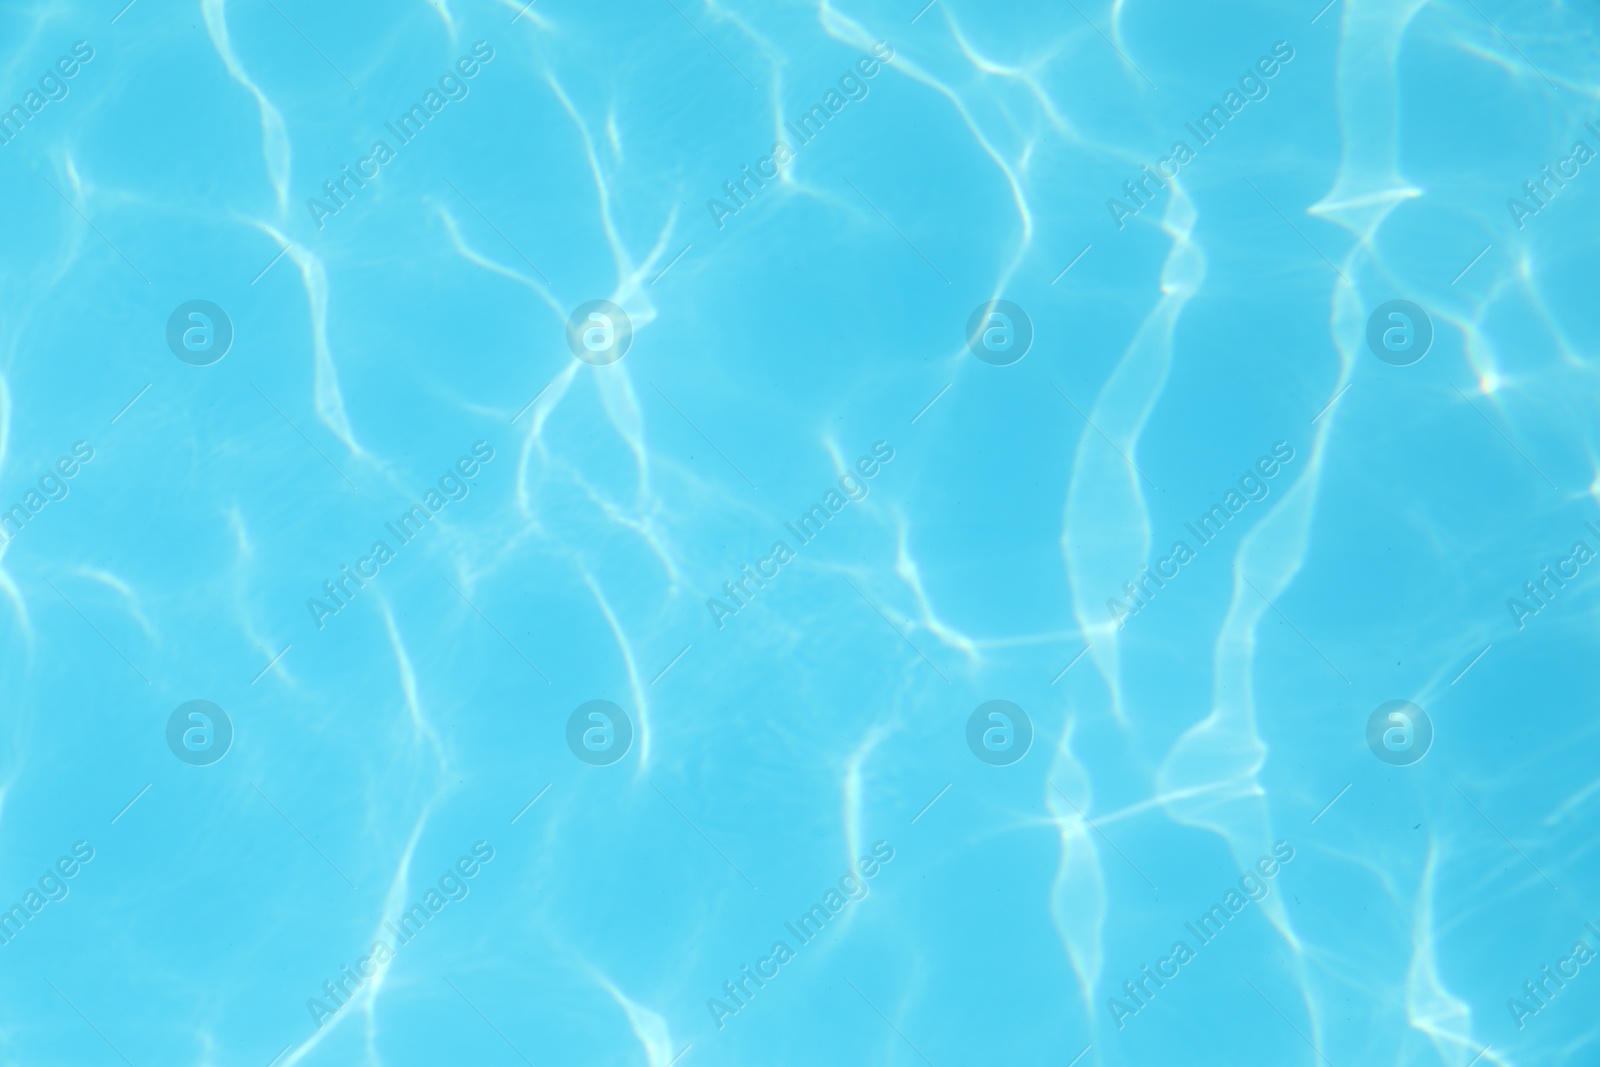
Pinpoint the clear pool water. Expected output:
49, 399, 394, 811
1, 1, 1597, 1064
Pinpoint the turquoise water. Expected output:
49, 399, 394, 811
2, 0, 1598, 1064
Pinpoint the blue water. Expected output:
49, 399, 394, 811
2, 1, 1598, 1064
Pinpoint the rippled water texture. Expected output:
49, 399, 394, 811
1, 0, 1597, 1064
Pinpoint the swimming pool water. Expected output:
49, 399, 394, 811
1, 1, 1598, 1065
